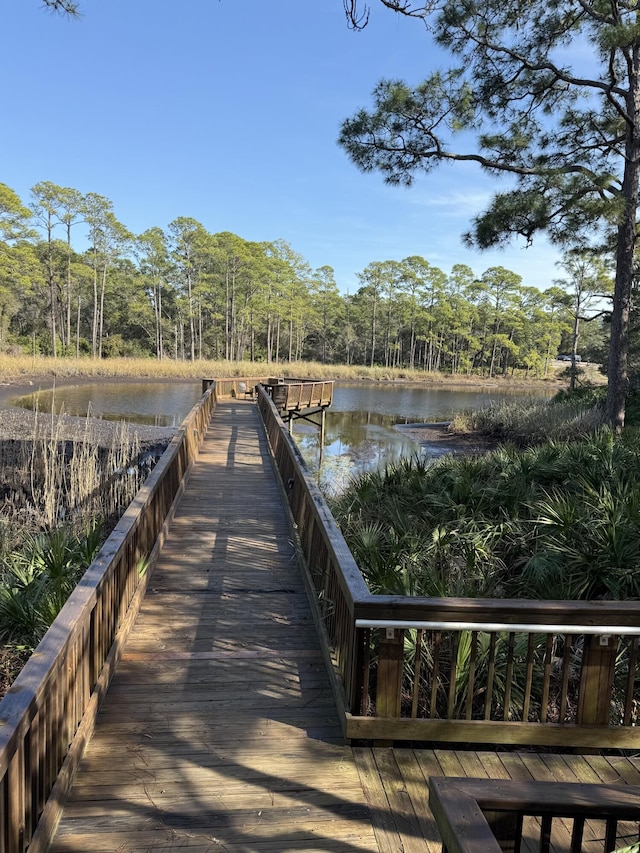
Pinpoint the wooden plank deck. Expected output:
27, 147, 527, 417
357, 747, 640, 852
48, 399, 379, 853
46, 398, 640, 853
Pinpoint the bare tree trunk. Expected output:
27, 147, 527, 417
91, 260, 98, 358
607, 53, 640, 431
76, 293, 81, 358
98, 264, 107, 359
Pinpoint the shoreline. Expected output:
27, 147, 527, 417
0, 370, 557, 452
394, 422, 498, 456
0, 376, 179, 447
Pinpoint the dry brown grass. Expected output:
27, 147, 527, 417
0, 408, 144, 546
0, 354, 582, 387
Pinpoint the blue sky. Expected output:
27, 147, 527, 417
4, 0, 562, 293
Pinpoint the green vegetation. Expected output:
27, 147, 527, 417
0, 522, 102, 650
0, 181, 608, 380
330, 413, 640, 602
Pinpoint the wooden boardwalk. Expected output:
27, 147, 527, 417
46, 399, 640, 853
48, 400, 379, 852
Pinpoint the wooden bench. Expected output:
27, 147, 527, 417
429, 777, 640, 853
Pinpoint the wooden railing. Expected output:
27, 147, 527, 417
257, 386, 640, 749
0, 384, 217, 853
204, 377, 334, 412
267, 380, 334, 411
202, 376, 268, 399
429, 777, 640, 853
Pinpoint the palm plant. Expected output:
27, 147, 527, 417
330, 398, 640, 722
0, 521, 103, 649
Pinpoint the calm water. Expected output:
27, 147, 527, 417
13, 381, 202, 428
14, 379, 553, 492
293, 382, 554, 495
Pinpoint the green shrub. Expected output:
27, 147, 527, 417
0, 521, 103, 649
330, 430, 640, 601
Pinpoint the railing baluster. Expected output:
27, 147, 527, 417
431, 631, 441, 719
411, 629, 423, 719
570, 815, 584, 852
466, 631, 477, 720
485, 632, 496, 720
560, 634, 573, 723
540, 633, 554, 724
503, 633, 515, 721
448, 631, 460, 719
624, 636, 639, 726
522, 633, 534, 723
540, 814, 552, 853
604, 817, 618, 851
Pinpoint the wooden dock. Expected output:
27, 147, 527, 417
45, 398, 640, 852
48, 399, 378, 852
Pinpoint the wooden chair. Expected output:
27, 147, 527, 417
237, 382, 254, 398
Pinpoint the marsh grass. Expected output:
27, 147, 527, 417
0, 353, 573, 385
449, 390, 607, 446
0, 405, 143, 541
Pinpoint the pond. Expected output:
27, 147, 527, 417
13, 379, 554, 493
291, 382, 554, 495
13, 381, 203, 428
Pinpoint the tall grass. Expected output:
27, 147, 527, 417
0, 409, 144, 540
0, 354, 575, 385
449, 389, 607, 446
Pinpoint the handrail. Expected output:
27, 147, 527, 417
0, 383, 216, 853
356, 619, 640, 635
256, 389, 640, 749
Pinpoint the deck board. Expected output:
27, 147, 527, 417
357, 747, 640, 852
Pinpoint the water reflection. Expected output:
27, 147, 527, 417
294, 410, 424, 496
293, 382, 554, 496
331, 382, 552, 420
13, 381, 202, 428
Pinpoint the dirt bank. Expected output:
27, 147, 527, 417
394, 422, 498, 457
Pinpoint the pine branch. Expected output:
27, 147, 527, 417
41, 0, 80, 15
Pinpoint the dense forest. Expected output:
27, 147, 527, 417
0, 180, 610, 377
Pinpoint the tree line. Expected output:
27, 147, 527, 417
0, 180, 608, 375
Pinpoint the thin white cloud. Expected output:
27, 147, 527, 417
408, 190, 495, 216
